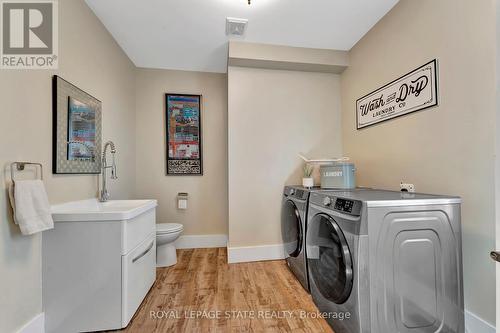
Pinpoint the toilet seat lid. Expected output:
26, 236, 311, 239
157, 223, 183, 234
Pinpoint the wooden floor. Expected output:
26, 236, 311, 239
114, 248, 333, 333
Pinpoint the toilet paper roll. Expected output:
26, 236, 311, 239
178, 199, 187, 209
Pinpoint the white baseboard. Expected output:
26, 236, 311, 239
465, 309, 495, 333
17, 313, 44, 333
174, 234, 228, 249
227, 244, 285, 263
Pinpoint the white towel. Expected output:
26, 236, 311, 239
8, 180, 54, 235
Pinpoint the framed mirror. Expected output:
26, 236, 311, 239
52, 75, 102, 174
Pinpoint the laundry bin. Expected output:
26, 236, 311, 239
320, 162, 356, 189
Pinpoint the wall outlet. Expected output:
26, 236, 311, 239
400, 183, 415, 193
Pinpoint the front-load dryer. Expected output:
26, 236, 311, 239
306, 189, 464, 333
281, 185, 316, 291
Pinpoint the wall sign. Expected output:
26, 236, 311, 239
356, 59, 438, 129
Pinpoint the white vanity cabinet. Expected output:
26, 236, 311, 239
42, 199, 157, 333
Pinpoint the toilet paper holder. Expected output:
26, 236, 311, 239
177, 192, 188, 209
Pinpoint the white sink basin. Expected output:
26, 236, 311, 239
51, 199, 157, 222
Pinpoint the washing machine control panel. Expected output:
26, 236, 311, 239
284, 186, 310, 201
334, 198, 354, 213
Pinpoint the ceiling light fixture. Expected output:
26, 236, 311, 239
248, 0, 251, 4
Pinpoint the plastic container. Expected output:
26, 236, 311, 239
320, 162, 356, 189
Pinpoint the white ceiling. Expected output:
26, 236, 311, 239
85, 0, 399, 73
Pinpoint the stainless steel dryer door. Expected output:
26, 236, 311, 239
307, 213, 353, 304
281, 199, 303, 258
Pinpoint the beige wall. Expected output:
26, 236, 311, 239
0, 0, 136, 331
228, 66, 343, 247
341, 0, 496, 324
135, 69, 228, 236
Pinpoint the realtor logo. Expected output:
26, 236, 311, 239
1, 0, 58, 69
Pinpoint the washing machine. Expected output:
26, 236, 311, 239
306, 189, 464, 333
281, 185, 315, 291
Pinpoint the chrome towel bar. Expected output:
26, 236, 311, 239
10, 162, 43, 184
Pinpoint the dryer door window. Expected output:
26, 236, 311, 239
281, 199, 303, 258
307, 213, 353, 304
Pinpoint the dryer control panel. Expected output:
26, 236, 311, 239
309, 192, 362, 216
334, 198, 354, 213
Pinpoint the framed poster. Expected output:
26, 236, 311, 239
356, 59, 438, 129
165, 94, 202, 175
52, 75, 102, 174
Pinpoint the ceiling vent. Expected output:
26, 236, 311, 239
226, 17, 248, 36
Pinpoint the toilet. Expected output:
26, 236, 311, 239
156, 223, 184, 267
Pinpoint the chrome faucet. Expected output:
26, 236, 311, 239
99, 141, 117, 202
